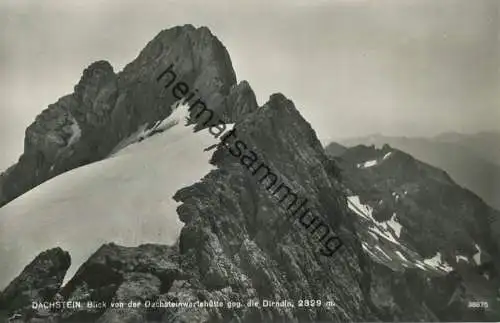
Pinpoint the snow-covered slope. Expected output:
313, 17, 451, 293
347, 195, 455, 273
0, 102, 224, 289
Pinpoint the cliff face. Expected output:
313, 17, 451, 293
1, 25, 499, 323
0, 25, 255, 207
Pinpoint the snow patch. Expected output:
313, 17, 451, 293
456, 255, 469, 263
357, 152, 392, 169
361, 242, 380, 260
67, 117, 81, 146
347, 196, 403, 246
357, 159, 378, 168
383, 152, 392, 160
151, 99, 190, 131
415, 261, 427, 270
375, 245, 392, 260
423, 252, 453, 272
109, 124, 150, 155
369, 226, 401, 245
110, 100, 190, 155
391, 192, 400, 201
395, 250, 408, 262
347, 196, 373, 221
473, 244, 482, 265
387, 213, 402, 238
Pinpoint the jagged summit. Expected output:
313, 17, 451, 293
0, 25, 255, 207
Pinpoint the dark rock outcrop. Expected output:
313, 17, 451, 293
56, 243, 182, 322
0, 248, 70, 321
208, 80, 258, 124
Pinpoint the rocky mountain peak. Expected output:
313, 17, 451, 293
75, 60, 115, 91
120, 24, 236, 102
0, 25, 251, 207
73, 60, 116, 110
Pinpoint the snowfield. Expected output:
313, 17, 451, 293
356, 151, 392, 169
347, 195, 454, 273
347, 196, 403, 245
0, 103, 224, 289
357, 160, 378, 168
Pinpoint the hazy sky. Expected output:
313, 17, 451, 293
0, 0, 498, 171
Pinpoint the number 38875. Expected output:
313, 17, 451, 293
468, 301, 489, 309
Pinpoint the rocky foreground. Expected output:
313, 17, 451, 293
1, 25, 499, 322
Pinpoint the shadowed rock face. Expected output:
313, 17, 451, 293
0, 24, 253, 207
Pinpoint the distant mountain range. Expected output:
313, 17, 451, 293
335, 133, 500, 210
435, 132, 500, 165
336, 144, 500, 321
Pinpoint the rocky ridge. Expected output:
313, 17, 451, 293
336, 134, 500, 210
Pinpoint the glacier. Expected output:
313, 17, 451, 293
0, 103, 223, 289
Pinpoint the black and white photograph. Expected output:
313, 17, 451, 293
0, 0, 499, 322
